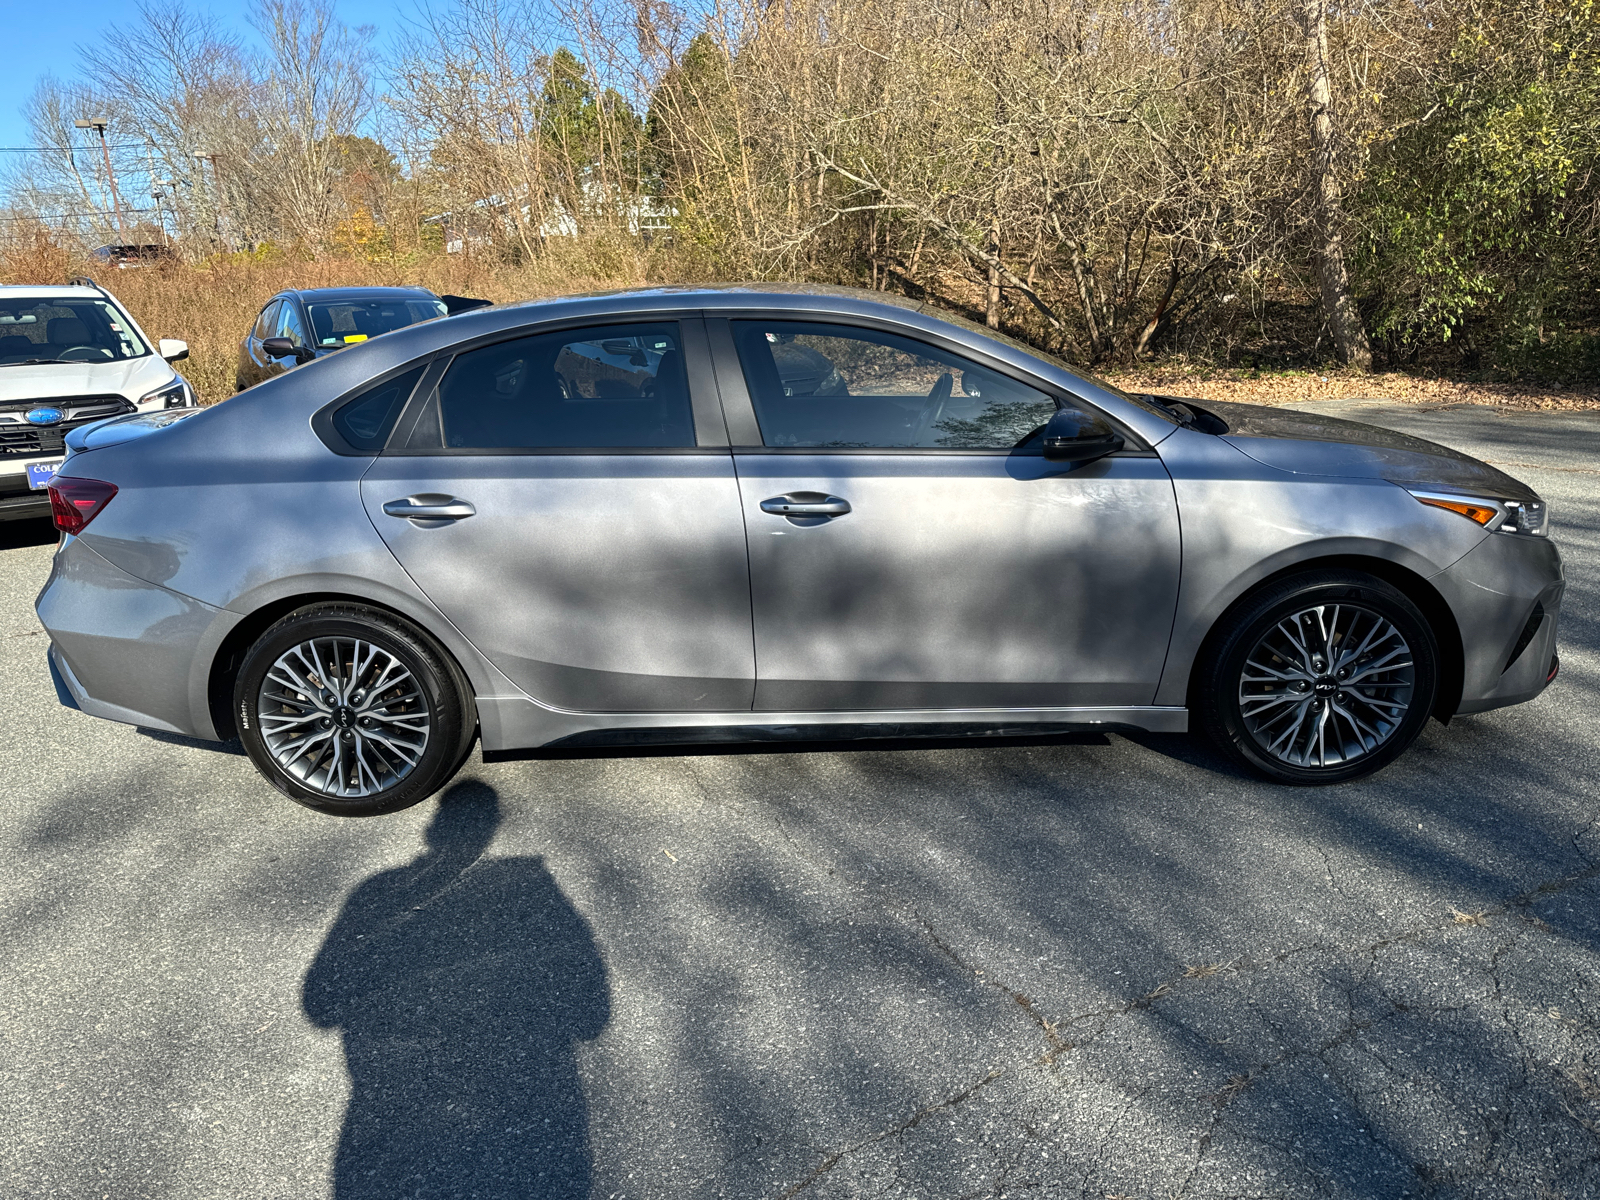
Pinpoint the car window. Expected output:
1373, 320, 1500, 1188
432, 322, 695, 450
252, 302, 280, 341
276, 302, 308, 347
333, 364, 428, 451
307, 298, 447, 348
729, 320, 1062, 449
0, 298, 150, 364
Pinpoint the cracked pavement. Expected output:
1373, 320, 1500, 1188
1, 400, 1597, 1199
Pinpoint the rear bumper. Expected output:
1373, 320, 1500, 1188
36, 536, 238, 738
1431, 531, 1564, 716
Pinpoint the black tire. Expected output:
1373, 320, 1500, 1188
1193, 571, 1439, 785
234, 604, 477, 816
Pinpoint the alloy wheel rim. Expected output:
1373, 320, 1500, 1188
257, 637, 430, 798
1237, 604, 1414, 770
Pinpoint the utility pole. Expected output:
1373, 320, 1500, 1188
144, 139, 171, 250
74, 118, 130, 250
194, 151, 232, 252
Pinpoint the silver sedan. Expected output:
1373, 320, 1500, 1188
35, 286, 1563, 814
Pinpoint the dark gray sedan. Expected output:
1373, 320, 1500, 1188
236, 286, 448, 390
37, 286, 1562, 814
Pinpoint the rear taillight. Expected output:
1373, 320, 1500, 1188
48, 477, 118, 535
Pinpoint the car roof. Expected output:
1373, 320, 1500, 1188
280, 287, 440, 303
487, 282, 924, 318
0, 286, 115, 301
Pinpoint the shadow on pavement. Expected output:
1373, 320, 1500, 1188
137, 728, 247, 755
0, 517, 56, 551
303, 781, 610, 1200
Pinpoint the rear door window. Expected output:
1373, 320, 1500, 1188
430, 322, 696, 450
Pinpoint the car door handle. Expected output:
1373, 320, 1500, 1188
382, 495, 476, 520
760, 493, 852, 517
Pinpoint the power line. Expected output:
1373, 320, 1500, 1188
0, 207, 157, 223
0, 144, 166, 153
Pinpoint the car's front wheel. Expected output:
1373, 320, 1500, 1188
1193, 571, 1439, 785
234, 604, 476, 815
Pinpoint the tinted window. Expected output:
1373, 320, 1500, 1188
308, 298, 447, 347
435, 322, 695, 450
332, 365, 427, 451
730, 321, 1059, 449
252, 302, 280, 341
277, 302, 308, 347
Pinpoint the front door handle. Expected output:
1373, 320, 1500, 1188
759, 493, 852, 517
382, 494, 476, 521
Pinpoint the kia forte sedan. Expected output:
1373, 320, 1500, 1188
37, 286, 1562, 815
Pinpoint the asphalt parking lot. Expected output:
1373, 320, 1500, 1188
1, 400, 1597, 1200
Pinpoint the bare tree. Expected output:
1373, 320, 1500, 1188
1303, 0, 1373, 369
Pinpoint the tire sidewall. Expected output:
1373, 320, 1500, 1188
1201, 574, 1439, 785
235, 607, 467, 816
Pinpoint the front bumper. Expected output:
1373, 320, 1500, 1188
0, 471, 51, 521
1431, 529, 1564, 716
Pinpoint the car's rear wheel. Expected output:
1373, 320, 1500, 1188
1193, 571, 1439, 785
235, 604, 476, 815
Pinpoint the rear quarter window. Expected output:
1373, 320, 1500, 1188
329, 364, 429, 451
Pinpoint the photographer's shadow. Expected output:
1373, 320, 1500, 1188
304, 782, 609, 1199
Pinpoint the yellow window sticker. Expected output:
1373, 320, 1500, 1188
344, 334, 368, 343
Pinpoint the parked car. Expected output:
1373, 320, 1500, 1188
1, 277, 196, 521
38, 285, 1561, 814
237, 287, 449, 390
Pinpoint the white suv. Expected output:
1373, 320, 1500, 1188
1, 279, 196, 522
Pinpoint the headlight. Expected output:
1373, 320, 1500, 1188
138, 376, 195, 410
1498, 498, 1549, 536
1407, 489, 1549, 536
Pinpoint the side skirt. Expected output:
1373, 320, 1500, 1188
477, 702, 1188, 758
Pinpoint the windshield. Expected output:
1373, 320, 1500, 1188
306, 298, 448, 348
0, 298, 150, 364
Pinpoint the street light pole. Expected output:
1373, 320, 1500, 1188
74, 118, 129, 250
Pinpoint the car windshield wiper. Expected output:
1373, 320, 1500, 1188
1, 357, 72, 367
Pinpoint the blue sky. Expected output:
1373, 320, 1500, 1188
0, 0, 403, 150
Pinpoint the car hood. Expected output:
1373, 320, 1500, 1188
1195, 399, 1539, 502
0, 356, 172, 403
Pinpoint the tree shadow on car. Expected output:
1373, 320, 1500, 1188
303, 780, 610, 1200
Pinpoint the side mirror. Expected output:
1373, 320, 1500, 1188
263, 337, 314, 364
1041, 407, 1125, 462
158, 338, 189, 362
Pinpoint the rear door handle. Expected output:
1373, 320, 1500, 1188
382, 494, 476, 521
760, 493, 852, 517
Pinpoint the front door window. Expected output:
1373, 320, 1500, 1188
731, 320, 1091, 450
